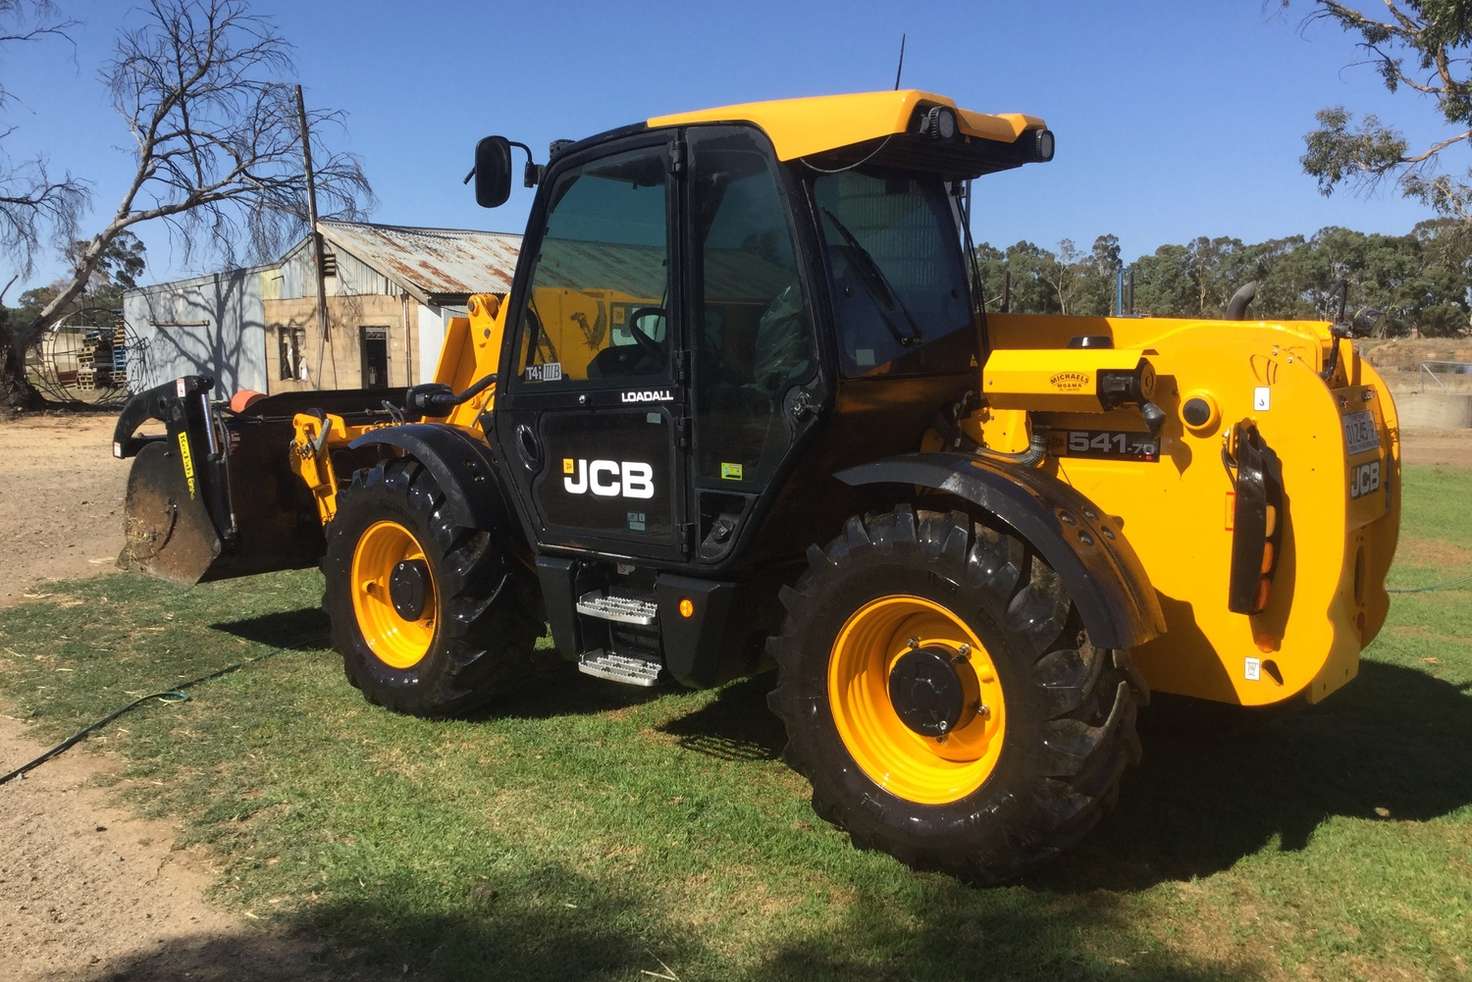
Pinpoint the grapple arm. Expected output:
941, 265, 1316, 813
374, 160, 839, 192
115, 376, 402, 585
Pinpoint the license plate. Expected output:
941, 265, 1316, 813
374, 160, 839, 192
1052, 429, 1159, 462
1342, 410, 1379, 456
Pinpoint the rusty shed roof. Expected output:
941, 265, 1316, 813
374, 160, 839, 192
317, 221, 522, 305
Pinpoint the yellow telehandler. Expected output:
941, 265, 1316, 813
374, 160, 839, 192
113, 90, 1400, 880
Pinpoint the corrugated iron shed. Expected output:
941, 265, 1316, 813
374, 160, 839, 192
317, 221, 522, 305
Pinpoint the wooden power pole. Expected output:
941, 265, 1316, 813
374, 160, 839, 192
296, 84, 336, 388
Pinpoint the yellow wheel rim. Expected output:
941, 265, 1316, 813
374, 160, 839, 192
350, 520, 437, 670
828, 595, 1007, 805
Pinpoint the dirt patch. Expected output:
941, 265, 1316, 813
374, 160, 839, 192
1399, 429, 1472, 469
0, 713, 356, 981
0, 414, 129, 607
1361, 337, 1472, 373
1397, 535, 1472, 569
0, 415, 368, 980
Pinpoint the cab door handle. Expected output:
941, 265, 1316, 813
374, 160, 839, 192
515, 423, 542, 471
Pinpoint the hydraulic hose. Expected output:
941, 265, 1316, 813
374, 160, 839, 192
932, 404, 1048, 468
975, 432, 1048, 468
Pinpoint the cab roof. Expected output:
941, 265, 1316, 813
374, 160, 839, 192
647, 90, 1046, 162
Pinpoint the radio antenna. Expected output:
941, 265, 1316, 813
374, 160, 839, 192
893, 33, 906, 89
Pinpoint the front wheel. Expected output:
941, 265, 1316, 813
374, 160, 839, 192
768, 505, 1145, 881
322, 458, 544, 718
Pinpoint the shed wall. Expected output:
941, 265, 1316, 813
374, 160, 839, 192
263, 294, 416, 393
276, 241, 397, 299
415, 303, 471, 382
123, 269, 267, 394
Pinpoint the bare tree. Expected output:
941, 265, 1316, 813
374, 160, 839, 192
2, 0, 371, 409
0, 1, 87, 407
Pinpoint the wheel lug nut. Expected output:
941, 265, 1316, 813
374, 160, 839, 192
976, 702, 991, 720
906, 636, 920, 649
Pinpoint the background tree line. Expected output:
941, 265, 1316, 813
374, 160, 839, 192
973, 218, 1472, 336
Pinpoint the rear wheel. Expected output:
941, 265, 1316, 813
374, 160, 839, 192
768, 505, 1145, 881
323, 458, 544, 717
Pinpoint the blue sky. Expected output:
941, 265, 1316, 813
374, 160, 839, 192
4, 0, 1453, 292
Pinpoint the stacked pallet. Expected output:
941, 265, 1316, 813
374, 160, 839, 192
76, 324, 122, 389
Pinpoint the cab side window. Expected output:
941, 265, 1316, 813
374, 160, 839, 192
690, 127, 812, 486
516, 145, 671, 384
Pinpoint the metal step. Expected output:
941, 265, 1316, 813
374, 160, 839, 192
577, 649, 662, 687
576, 590, 657, 626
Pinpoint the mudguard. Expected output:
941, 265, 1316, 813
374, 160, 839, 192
835, 452, 1165, 650
348, 424, 517, 543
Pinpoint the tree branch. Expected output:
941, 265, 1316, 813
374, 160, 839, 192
1401, 129, 1472, 165
1297, 0, 1472, 222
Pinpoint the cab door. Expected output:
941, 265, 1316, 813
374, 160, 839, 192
494, 134, 690, 560
684, 125, 821, 563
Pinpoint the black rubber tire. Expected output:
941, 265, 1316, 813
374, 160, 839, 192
767, 505, 1146, 882
322, 457, 544, 718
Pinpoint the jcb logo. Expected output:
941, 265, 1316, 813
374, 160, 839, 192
562, 458, 655, 500
1350, 459, 1380, 500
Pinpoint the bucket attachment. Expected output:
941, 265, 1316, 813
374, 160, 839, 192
114, 376, 403, 585
123, 436, 226, 584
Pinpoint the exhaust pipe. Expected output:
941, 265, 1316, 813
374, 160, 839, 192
1226, 281, 1258, 321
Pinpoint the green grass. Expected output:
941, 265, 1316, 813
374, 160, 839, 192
2, 466, 1471, 980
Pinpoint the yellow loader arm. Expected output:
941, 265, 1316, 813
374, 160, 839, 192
287, 292, 508, 525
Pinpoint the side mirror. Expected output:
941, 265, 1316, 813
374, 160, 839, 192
630, 308, 668, 342
473, 136, 512, 208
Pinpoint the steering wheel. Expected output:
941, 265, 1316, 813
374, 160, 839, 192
625, 306, 667, 359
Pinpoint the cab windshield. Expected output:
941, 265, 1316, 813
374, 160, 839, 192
810, 168, 974, 377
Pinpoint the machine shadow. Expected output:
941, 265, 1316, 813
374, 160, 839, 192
658, 661, 1472, 892
743, 878, 1249, 982
210, 606, 332, 651
208, 609, 665, 721
80, 861, 700, 982
479, 656, 664, 721
208, 611, 1472, 896
1034, 659, 1472, 891
80, 857, 1243, 982
655, 672, 785, 761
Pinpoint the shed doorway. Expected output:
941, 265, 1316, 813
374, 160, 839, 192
361, 326, 390, 388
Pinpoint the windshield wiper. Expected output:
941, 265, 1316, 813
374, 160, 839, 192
820, 208, 924, 347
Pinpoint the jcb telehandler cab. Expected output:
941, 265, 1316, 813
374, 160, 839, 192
114, 91, 1401, 880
